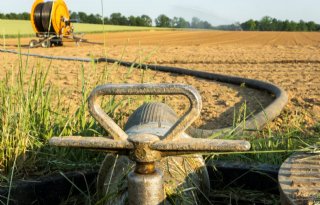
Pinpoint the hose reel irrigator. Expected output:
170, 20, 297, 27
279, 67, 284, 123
30, 0, 82, 48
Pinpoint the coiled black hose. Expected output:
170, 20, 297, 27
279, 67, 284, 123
34, 2, 45, 32
0, 48, 288, 138
33, 1, 55, 33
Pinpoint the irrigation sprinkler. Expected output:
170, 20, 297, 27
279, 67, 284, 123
49, 83, 251, 204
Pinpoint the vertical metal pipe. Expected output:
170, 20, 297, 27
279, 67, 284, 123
128, 169, 165, 205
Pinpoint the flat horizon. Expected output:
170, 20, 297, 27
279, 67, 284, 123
0, 0, 319, 26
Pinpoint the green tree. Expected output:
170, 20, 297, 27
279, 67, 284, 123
202, 21, 212, 29
5, 13, 18, 20
128, 16, 137, 26
172, 17, 190, 28
259, 16, 273, 31
155, 14, 171, 27
70, 12, 78, 21
110, 13, 128, 25
87, 14, 102, 24
191, 17, 201, 28
282, 20, 290, 31
297, 20, 308, 31
190, 17, 212, 29
275, 19, 284, 31
78, 12, 88, 23
140, 15, 152, 27
171, 17, 179, 27
271, 18, 278, 31
241, 19, 256, 31
288, 21, 298, 31
307, 21, 317, 31
21, 12, 30, 20
103, 17, 110, 24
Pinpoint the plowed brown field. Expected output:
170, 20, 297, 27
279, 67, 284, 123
2, 31, 320, 131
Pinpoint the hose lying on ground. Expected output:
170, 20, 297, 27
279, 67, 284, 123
0, 48, 288, 138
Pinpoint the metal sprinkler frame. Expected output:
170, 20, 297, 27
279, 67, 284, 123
50, 83, 251, 205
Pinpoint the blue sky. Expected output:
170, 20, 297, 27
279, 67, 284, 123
1, 0, 319, 25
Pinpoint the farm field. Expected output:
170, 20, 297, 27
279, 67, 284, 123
0, 19, 165, 37
2, 31, 320, 129
1, 29, 320, 204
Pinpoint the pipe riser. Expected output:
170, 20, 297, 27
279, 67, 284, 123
128, 169, 165, 205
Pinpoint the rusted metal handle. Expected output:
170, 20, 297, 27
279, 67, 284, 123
50, 83, 251, 154
49, 136, 133, 150
152, 138, 251, 152
88, 84, 202, 142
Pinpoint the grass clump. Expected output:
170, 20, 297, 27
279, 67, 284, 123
0, 57, 108, 182
0, 43, 160, 184
207, 100, 320, 165
0, 62, 53, 174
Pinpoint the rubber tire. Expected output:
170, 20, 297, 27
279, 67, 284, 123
51, 37, 63, 47
29, 40, 38, 48
124, 102, 178, 131
41, 40, 51, 48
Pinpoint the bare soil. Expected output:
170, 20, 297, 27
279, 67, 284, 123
1, 31, 320, 131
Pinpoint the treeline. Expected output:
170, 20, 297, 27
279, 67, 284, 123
1, 12, 320, 31
241, 16, 320, 31
154, 15, 212, 29
0, 12, 30, 20
70, 12, 212, 29
0, 11, 212, 29
70, 12, 153, 27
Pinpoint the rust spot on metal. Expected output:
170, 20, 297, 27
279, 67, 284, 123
135, 162, 156, 174
128, 134, 162, 163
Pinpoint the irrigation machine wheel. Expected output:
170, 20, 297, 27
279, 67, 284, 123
29, 39, 39, 48
41, 39, 51, 48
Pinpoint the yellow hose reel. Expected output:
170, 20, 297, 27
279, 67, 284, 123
30, 0, 77, 48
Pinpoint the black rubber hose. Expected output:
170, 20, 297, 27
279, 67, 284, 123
96, 58, 288, 137
34, 2, 45, 32
0, 48, 288, 138
41, 1, 55, 33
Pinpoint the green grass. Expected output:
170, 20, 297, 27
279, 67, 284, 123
0, 57, 104, 178
0, 20, 34, 37
73, 23, 165, 33
205, 100, 320, 165
0, 40, 160, 181
0, 19, 167, 38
